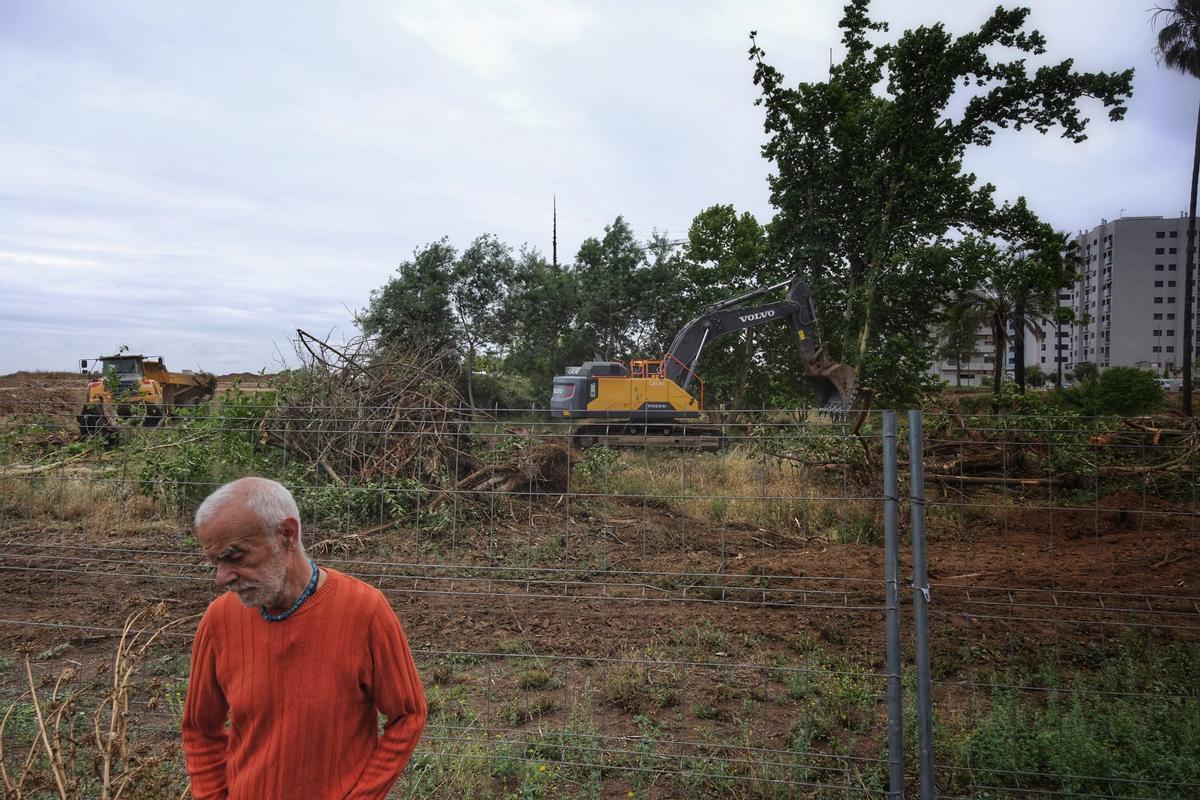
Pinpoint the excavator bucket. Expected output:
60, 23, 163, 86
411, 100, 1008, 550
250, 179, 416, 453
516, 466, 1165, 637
805, 361, 859, 417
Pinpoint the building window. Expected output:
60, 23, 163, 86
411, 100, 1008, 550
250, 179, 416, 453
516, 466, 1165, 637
1154, 297, 1164, 304
1167, 329, 1176, 336
1156, 231, 1166, 238
1156, 264, 1165, 271
1153, 329, 1163, 336
1167, 346, 1175, 353
1170, 231, 1178, 238
1168, 313, 1176, 320
1169, 280, 1177, 287
1169, 297, 1177, 303
1155, 280, 1164, 287
1154, 313, 1164, 320
1169, 264, 1178, 271
1169, 247, 1177, 254
1156, 248, 1166, 254
1153, 346, 1162, 353
1040, 356, 1046, 363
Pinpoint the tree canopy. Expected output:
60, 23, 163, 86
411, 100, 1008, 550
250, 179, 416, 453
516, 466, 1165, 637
750, 0, 1132, 402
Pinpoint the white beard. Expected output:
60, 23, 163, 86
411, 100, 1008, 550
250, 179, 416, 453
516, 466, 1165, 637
227, 548, 288, 609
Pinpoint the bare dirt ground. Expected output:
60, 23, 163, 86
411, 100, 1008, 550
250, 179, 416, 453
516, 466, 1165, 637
1, 371, 1198, 797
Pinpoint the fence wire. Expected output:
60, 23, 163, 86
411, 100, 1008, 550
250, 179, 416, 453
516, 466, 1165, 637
0, 398, 1197, 799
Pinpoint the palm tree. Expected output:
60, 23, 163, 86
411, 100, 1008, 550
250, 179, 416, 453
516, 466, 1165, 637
1004, 243, 1069, 394
1154, 1, 1200, 415
953, 249, 1061, 401
937, 299, 986, 387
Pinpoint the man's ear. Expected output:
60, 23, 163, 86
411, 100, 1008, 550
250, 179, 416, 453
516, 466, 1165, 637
277, 517, 301, 550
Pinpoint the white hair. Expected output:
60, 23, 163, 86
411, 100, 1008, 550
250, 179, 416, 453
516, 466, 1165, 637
194, 477, 302, 544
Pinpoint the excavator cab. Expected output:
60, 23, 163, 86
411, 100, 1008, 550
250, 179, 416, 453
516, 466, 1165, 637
629, 360, 663, 378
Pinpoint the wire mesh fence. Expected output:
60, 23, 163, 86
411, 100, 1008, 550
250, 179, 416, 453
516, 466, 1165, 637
0, 394, 1197, 799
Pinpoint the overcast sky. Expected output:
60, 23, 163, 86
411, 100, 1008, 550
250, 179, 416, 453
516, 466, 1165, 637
1, 0, 1195, 374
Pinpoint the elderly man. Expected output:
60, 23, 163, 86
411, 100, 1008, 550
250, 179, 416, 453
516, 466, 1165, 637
182, 477, 426, 800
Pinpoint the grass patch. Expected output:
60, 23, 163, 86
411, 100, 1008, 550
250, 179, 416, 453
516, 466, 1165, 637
945, 643, 1200, 799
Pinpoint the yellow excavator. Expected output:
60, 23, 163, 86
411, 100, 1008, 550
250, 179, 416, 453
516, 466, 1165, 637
550, 276, 858, 448
78, 354, 217, 437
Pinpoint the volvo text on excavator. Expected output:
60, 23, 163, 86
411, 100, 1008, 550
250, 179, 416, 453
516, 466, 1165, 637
550, 276, 858, 448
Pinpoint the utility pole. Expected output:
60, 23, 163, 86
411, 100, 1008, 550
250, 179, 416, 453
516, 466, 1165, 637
552, 195, 558, 270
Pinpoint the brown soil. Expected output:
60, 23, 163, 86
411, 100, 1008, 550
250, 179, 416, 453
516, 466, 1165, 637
1, 372, 1197, 797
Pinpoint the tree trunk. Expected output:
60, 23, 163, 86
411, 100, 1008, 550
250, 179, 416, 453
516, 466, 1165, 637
465, 342, 476, 410
1013, 299, 1026, 393
1183, 99, 1199, 416
992, 317, 1005, 401
729, 332, 753, 423
1056, 318, 1064, 387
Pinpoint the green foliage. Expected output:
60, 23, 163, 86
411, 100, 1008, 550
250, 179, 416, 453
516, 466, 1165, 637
573, 446, 625, 486
101, 364, 124, 397
359, 239, 458, 353
681, 205, 799, 408
950, 644, 1200, 798
574, 216, 672, 360
1072, 361, 1099, 386
453, 234, 517, 408
1092, 367, 1165, 415
461, 370, 542, 412
1059, 366, 1164, 416
499, 248, 586, 394
137, 385, 285, 514
292, 479, 428, 529
750, 1, 1131, 403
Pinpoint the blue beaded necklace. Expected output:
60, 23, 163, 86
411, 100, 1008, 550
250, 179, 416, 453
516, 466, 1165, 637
260, 560, 319, 622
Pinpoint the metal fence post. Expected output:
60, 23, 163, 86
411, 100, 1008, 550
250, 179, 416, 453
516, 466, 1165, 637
909, 410, 935, 799
882, 411, 904, 799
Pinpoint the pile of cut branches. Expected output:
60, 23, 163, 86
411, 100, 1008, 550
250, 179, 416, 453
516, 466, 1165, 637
260, 331, 571, 509
261, 330, 469, 486
921, 413, 1200, 488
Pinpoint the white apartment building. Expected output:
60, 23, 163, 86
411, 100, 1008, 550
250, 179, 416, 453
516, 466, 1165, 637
1072, 216, 1191, 373
932, 214, 1193, 386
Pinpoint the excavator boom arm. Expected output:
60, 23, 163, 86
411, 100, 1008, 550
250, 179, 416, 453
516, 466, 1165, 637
663, 277, 857, 411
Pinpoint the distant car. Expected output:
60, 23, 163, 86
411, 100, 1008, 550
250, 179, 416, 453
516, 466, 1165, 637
1156, 378, 1182, 392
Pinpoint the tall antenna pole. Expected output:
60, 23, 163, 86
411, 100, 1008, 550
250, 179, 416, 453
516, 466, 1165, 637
552, 195, 558, 269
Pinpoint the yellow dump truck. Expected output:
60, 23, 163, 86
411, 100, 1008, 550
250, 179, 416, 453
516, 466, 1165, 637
78, 354, 217, 436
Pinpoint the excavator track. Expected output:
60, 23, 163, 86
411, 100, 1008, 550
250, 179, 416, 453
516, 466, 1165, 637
571, 423, 727, 452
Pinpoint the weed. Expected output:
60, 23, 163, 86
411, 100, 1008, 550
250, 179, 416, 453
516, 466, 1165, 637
945, 643, 1200, 798
601, 662, 650, 714
516, 668, 560, 691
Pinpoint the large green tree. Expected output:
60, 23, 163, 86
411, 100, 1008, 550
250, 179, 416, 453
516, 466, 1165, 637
1154, 1, 1200, 415
452, 234, 516, 408
499, 248, 584, 393
750, 0, 1133, 403
682, 205, 796, 411
359, 239, 457, 354
574, 216, 648, 360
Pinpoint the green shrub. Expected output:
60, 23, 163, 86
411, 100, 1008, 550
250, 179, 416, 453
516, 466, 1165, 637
461, 371, 542, 411
1059, 366, 1163, 416
948, 644, 1200, 798
1091, 366, 1163, 415
137, 386, 288, 513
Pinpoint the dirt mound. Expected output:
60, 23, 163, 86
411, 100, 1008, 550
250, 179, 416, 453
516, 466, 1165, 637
0, 372, 85, 416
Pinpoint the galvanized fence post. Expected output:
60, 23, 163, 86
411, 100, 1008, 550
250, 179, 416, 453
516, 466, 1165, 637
909, 410, 935, 799
882, 411, 904, 799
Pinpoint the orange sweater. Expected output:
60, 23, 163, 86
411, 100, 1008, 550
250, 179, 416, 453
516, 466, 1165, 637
182, 568, 427, 800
